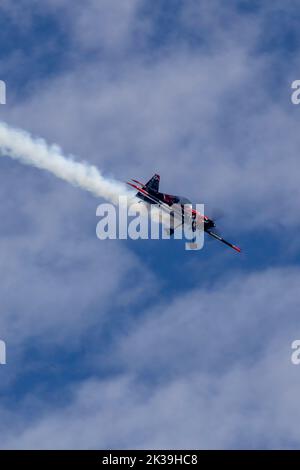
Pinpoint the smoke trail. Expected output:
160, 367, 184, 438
0, 121, 173, 230
0, 121, 132, 205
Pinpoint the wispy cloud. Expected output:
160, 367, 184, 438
1, 267, 300, 449
1, 0, 300, 450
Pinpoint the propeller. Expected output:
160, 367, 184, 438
206, 207, 224, 223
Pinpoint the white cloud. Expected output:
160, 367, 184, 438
1, 1, 299, 230
69, 0, 142, 53
1, 0, 300, 450
1, 267, 300, 449
0, 165, 155, 349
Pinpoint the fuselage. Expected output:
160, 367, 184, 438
137, 188, 215, 232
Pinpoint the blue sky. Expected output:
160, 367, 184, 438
1, 0, 300, 449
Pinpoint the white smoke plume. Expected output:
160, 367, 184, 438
0, 121, 132, 205
0, 121, 174, 230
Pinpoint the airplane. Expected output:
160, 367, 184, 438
126, 174, 241, 253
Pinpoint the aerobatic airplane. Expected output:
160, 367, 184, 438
127, 174, 241, 253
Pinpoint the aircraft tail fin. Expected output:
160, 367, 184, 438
145, 174, 160, 192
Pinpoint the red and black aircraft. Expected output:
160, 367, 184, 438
127, 174, 241, 253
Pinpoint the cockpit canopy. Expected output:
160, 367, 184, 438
176, 196, 192, 205
163, 194, 192, 206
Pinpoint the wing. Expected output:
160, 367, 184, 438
207, 230, 241, 253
